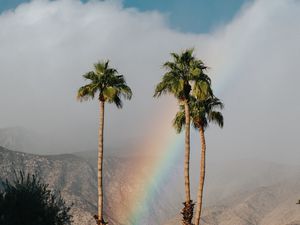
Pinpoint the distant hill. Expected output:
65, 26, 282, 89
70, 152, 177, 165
0, 147, 181, 225
0, 146, 98, 225
164, 163, 300, 225
1, 137, 300, 224
0, 126, 139, 156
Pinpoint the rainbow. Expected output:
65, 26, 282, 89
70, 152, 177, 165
114, 103, 185, 224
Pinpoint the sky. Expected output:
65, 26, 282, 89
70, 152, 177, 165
0, 0, 299, 164
0, 0, 251, 33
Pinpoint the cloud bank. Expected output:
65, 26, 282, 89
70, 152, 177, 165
0, 0, 299, 163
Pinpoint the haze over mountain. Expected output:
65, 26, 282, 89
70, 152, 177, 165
1, 133, 300, 225
0, 126, 135, 155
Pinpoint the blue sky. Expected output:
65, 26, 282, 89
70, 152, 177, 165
0, 0, 250, 33
122, 0, 251, 32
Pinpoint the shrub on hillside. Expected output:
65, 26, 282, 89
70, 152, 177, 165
0, 171, 72, 225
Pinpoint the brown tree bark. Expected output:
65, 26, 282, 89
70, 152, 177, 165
194, 126, 206, 225
97, 100, 105, 225
184, 100, 191, 202
181, 100, 193, 225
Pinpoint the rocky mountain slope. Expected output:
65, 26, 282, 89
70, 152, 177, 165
0, 146, 98, 225
164, 165, 300, 225
1, 132, 300, 225
0, 146, 182, 225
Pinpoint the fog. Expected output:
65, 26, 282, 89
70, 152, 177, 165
0, 0, 299, 164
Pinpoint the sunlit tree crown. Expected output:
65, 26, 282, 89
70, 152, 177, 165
173, 96, 224, 133
77, 60, 132, 108
154, 48, 212, 101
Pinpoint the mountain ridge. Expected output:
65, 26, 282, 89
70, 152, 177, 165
1, 144, 300, 225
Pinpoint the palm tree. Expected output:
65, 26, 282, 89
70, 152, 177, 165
77, 60, 132, 225
154, 49, 210, 225
173, 96, 224, 225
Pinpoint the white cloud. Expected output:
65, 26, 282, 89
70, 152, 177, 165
200, 0, 300, 164
0, 0, 299, 163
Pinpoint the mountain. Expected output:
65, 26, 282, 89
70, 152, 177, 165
0, 146, 182, 225
1, 143, 300, 225
0, 146, 98, 225
164, 180, 300, 225
164, 162, 300, 225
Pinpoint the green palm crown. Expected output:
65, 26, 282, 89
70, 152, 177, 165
77, 60, 132, 107
153, 48, 212, 102
173, 95, 224, 133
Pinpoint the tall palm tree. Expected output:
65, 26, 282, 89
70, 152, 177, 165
173, 96, 224, 225
154, 49, 210, 225
77, 60, 132, 225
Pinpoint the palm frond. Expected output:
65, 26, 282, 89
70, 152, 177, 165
77, 84, 96, 102
154, 48, 210, 102
208, 111, 224, 128
83, 71, 98, 81
172, 110, 185, 133
112, 94, 123, 108
174, 95, 224, 131
153, 81, 168, 97
77, 60, 132, 107
193, 80, 212, 100
170, 52, 180, 63
119, 85, 133, 100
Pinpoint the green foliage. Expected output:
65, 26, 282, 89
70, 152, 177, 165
77, 60, 132, 108
0, 171, 72, 225
154, 48, 211, 101
173, 96, 224, 132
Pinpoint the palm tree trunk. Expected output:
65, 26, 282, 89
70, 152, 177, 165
181, 100, 193, 225
194, 126, 206, 225
98, 100, 105, 225
184, 100, 191, 202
